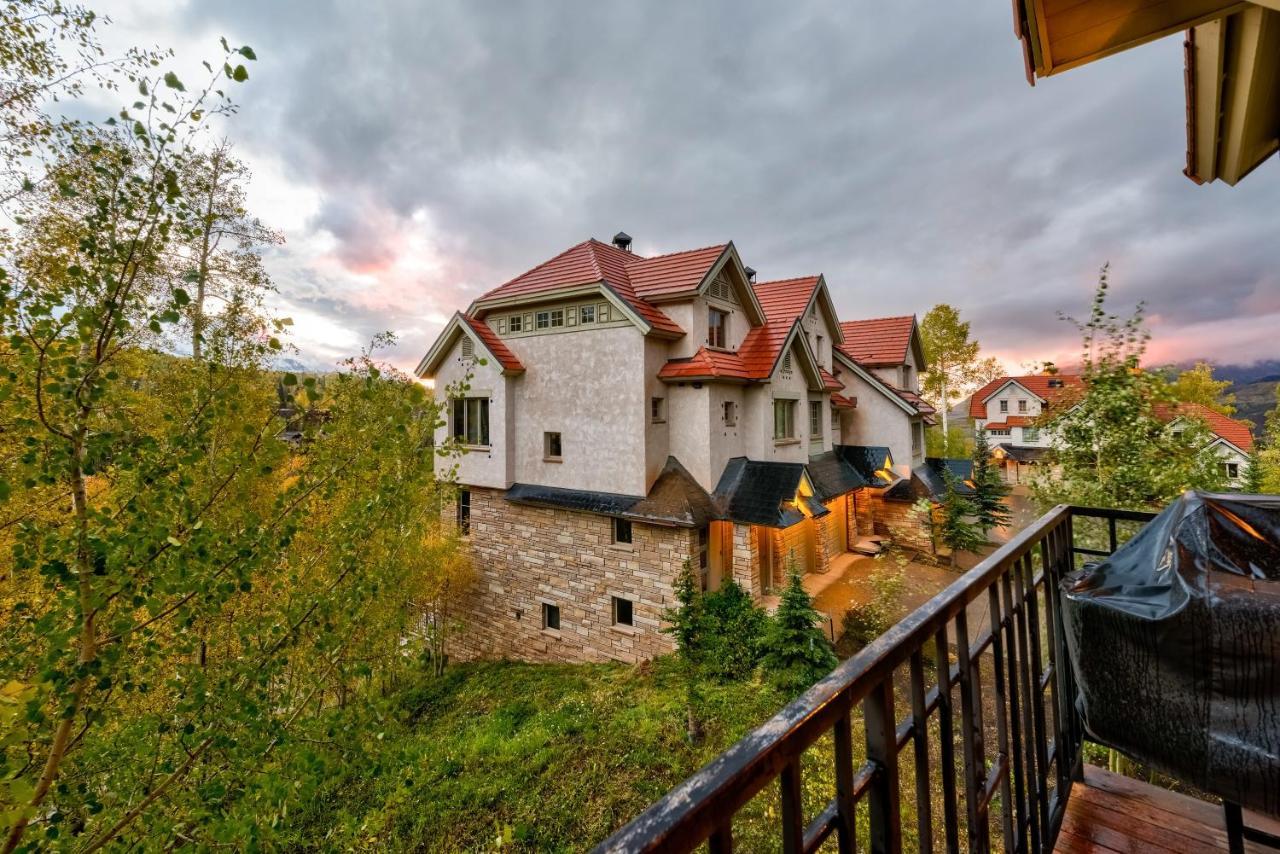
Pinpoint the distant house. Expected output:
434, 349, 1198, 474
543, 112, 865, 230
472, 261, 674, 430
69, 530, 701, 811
1153, 401, 1255, 488
968, 373, 1255, 487
968, 373, 1084, 484
416, 233, 935, 664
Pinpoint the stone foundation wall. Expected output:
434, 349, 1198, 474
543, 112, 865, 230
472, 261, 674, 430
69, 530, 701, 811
870, 493, 938, 555
448, 487, 694, 664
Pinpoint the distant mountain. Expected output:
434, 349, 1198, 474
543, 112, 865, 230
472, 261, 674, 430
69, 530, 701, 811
1234, 377, 1278, 438
1163, 359, 1280, 385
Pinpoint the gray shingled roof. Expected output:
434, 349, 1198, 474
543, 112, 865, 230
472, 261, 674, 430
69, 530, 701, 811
712, 458, 807, 527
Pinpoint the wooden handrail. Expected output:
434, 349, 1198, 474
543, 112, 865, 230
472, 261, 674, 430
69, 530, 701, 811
596, 504, 1156, 854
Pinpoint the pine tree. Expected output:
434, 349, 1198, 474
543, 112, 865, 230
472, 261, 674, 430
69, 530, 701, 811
762, 566, 839, 697
662, 560, 707, 741
1243, 449, 1266, 494
938, 471, 985, 565
970, 429, 1012, 534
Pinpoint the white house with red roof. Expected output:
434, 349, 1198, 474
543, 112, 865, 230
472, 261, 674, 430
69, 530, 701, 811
969, 373, 1254, 487
417, 232, 937, 664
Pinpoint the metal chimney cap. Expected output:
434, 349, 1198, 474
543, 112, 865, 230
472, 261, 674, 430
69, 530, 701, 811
744, 265, 757, 283
612, 231, 633, 251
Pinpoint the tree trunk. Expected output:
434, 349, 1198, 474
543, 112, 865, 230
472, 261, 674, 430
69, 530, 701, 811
939, 366, 950, 438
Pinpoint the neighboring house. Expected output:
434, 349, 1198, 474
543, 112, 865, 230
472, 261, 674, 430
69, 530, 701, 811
1153, 401, 1255, 489
416, 233, 934, 664
969, 374, 1255, 488
833, 315, 936, 475
968, 373, 1084, 484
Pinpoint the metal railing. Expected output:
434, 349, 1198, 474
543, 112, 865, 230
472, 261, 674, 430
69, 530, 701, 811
596, 505, 1156, 854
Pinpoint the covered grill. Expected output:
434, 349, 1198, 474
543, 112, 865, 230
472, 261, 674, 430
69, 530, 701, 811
1060, 491, 1280, 818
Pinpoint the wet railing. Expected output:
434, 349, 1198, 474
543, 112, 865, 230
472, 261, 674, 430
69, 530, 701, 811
596, 505, 1156, 853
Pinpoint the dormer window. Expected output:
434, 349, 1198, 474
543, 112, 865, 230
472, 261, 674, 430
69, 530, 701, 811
902, 364, 912, 389
708, 308, 727, 349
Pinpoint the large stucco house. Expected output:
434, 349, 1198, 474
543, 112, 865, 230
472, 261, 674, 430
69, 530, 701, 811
416, 233, 935, 663
969, 373, 1254, 487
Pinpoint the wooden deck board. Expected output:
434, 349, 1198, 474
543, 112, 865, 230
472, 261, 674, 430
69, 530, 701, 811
1055, 766, 1280, 853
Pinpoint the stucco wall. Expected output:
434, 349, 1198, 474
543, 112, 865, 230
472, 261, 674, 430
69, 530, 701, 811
643, 337, 672, 489
838, 368, 916, 474
511, 325, 648, 496
660, 290, 749, 360
433, 334, 511, 490
745, 339, 815, 464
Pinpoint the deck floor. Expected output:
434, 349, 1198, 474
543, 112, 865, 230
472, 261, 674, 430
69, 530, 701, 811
1057, 765, 1280, 853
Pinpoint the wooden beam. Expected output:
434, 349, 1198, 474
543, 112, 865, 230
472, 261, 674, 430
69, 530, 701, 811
1030, 0, 1245, 75
1217, 6, 1280, 184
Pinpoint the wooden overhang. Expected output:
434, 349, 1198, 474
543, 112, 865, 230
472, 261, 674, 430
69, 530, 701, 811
1013, 0, 1280, 185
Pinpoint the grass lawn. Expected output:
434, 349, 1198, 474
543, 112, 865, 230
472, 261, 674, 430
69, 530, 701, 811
286, 658, 791, 851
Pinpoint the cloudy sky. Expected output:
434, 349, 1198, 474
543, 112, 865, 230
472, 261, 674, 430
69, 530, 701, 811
93, 0, 1278, 373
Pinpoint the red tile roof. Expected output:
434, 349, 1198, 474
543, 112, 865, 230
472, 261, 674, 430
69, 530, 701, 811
1153, 401, 1254, 451
476, 239, 683, 336
625, 244, 728, 298
969, 374, 1084, 418
831, 392, 857, 409
820, 367, 843, 391
891, 386, 936, 416
459, 313, 524, 373
837, 316, 915, 367
657, 347, 753, 382
753, 276, 821, 326
982, 417, 1034, 430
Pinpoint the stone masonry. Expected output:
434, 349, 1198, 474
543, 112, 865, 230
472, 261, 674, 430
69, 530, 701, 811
449, 487, 694, 664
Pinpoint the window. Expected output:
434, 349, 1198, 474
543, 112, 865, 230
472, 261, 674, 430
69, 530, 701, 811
580, 305, 596, 324
816, 334, 824, 367
902, 365, 913, 389
451, 397, 490, 446
457, 488, 470, 535
988, 428, 1010, 437
722, 400, 737, 425
1225, 461, 1240, 479
611, 517, 632, 545
708, 307, 728, 348
831, 410, 840, 432
1018, 399, 1028, 413
773, 399, 796, 440
611, 596, 634, 627
912, 421, 923, 455
535, 309, 565, 330
651, 397, 666, 423
999, 400, 1009, 413
544, 431, 562, 460
541, 602, 560, 631
508, 314, 523, 333
1023, 426, 1040, 443
809, 401, 823, 438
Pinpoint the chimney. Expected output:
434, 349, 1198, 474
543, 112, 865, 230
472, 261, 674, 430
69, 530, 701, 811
612, 231, 633, 252
744, 265, 757, 284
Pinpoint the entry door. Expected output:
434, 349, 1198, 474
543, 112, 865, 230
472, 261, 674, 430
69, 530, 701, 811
707, 522, 733, 591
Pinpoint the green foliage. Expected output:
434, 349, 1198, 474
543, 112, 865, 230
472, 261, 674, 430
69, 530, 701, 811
1033, 266, 1226, 511
1167, 361, 1236, 415
1255, 385, 1280, 494
1243, 450, 1266, 493
762, 568, 839, 696
261, 659, 791, 851
0, 17, 469, 851
662, 569, 767, 683
926, 423, 972, 457
970, 429, 1011, 534
701, 580, 769, 681
838, 564, 907, 654
937, 472, 985, 557
919, 304, 1004, 435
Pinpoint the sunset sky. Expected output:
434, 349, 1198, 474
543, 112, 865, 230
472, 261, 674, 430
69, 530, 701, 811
92, 1, 1279, 374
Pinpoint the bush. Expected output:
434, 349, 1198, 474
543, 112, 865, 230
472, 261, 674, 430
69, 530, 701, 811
838, 564, 907, 654
762, 569, 840, 696
700, 580, 769, 681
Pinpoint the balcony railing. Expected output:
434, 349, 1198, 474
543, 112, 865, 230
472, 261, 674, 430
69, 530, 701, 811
597, 504, 1156, 854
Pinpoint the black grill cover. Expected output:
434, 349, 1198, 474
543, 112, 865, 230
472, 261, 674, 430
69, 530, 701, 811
1060, 491, 1280, 815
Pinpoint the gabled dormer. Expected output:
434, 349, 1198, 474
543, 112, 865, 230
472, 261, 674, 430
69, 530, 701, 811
837, 315, 925, 392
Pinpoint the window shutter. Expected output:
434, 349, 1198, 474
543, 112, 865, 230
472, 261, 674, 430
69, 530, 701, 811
566, 306, 577, 326
461, 336, 474, 359
497, 318, 507, 334
598, 303, 610, 322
